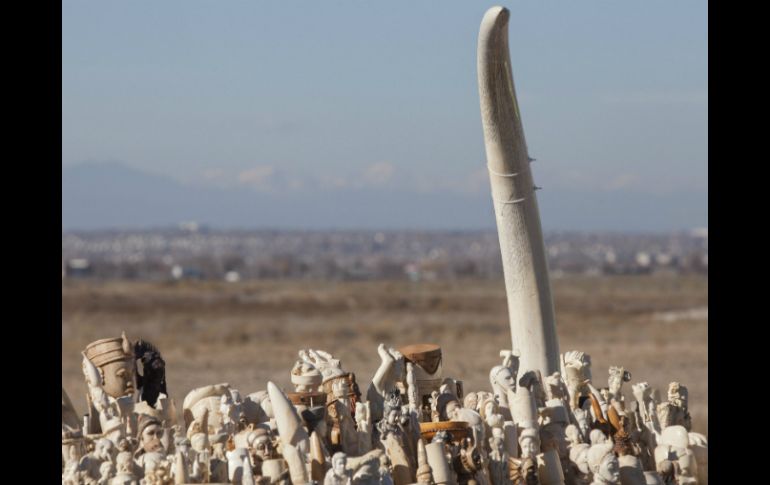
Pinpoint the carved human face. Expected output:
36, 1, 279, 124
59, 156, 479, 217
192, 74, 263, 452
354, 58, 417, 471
519, 436, 539, 458
494, 368, 516, 393
386, 408, 400, 426
598, 454, 620, 483
101, 359, 136, 398
333, 455, 347, 477
141, 424, 165, 454
252, 436, 273, 461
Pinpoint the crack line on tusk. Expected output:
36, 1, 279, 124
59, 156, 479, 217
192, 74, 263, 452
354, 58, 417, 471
487, 165, 520, 178
493, 196, 527, 205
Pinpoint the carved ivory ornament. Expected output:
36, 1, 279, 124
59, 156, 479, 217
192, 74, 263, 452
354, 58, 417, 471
62, 6, 705, 485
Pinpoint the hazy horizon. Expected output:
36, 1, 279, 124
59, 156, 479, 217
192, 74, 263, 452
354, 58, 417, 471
63, 2, 707, 231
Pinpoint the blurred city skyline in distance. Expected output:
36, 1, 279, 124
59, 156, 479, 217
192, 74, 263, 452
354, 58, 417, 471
62, 1, 707, 231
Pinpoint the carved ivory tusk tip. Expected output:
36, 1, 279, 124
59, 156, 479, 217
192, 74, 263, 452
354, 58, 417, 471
479, 6, 510, 39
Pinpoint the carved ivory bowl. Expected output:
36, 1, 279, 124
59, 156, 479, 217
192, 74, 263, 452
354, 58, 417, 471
419, 421, 471, 443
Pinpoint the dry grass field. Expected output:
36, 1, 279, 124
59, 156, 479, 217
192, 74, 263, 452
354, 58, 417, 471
62, 274, 707, 435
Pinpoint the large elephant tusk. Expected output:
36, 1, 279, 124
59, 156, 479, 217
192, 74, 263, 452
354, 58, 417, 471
477, 6, 560, 379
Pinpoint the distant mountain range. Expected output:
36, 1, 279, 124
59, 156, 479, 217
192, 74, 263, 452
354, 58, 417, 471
62, 162, 707, 231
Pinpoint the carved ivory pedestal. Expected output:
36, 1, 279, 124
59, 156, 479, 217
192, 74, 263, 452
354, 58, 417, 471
477, 6, 560, 380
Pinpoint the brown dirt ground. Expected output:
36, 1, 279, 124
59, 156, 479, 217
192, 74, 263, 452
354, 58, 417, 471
62, 274, 707, 435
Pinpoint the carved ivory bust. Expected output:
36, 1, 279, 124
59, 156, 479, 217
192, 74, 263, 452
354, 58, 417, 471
518, 427, 540, 459
325, 452, 352, 485
489, 366, 516, 400
489, 350, 519, 411
137, 415, 165, 455
84, 332, 136, 399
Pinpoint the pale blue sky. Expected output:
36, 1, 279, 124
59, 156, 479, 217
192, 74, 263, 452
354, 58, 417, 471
62, 1, 707, 230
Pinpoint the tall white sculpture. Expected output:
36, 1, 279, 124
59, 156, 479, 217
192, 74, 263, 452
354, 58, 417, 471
477, 5, 560, 379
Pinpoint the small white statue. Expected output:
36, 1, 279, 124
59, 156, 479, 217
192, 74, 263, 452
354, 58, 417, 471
607, 367, 630, 405
299, 348, 346, 381
488, 434, 510, 485
375, 390, 415, 485
518, 427, 540, 460
227, 447, 253, 483
567, 442, 591, 485
326, 452, 353, 485
110, 450, 139, 485
561, 351, 592, 411
79, 438, 117, 483
356, 401, 374, 454
489, 350, 520, 418
368, 344, 406, 422
656, 383, 691, 431
654, 425, 698, 485
587, 444, 620, 485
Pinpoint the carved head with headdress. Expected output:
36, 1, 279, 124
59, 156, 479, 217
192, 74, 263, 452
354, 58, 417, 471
83, 332, 136, 399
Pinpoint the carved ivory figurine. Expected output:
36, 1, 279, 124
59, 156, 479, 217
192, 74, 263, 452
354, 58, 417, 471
325, 452, 353, 485
82, 333, 137, 436
66, 334, 706, 485
489, 350, 519, 419
398, 344, 446, 421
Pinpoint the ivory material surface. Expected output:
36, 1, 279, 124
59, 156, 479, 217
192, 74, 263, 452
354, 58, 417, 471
477, 5, 560, 380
